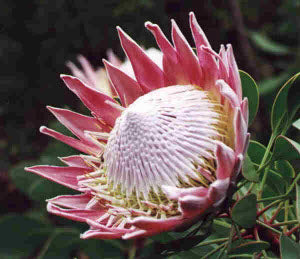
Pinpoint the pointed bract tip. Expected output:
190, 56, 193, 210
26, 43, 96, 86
102, 59, 113, 70
46, 105, 58, 112
24, 165, 39, 172
60, 74, 73, 79
60, 74, 83, 85
116, 26, 127, 40
102, 58, 108, 65
47, 106, 65, 116
171, 19, 180, 33
189, 11, 195, 18
46, 202, 54, 212
77, 54, 84, 59
65, 61, 72, 66
39, 125, 47, 132
189, 12, 198, 27
144, 21, 153, 28
145, 22, 160, 33
201, 45, 210, 51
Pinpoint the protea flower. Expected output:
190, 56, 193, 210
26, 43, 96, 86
26, 12, 249, 240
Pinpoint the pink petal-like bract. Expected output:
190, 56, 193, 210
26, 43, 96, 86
26, 12, 249, 240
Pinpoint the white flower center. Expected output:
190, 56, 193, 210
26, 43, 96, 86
104, 85, 227, 199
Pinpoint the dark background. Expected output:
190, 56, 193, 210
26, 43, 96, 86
0, 0, 299, 258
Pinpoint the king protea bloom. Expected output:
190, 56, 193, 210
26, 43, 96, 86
26, 12, 249, 240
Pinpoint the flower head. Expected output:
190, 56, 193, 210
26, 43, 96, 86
26, 12, 249, 240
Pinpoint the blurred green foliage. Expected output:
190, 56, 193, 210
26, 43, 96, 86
1, 0, 300, 258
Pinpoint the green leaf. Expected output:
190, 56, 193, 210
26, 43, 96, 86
9, 161, 41, 195
0, 215, 50, 257
25, 209, 50, 225
167, 255, 182, 259
189, 245, 219, 259
296, 183, 300, 224
231, 194, 257, 228
280, 235, 300, 259
38, 227, 123, 259
10, 161, 75, 204
259, 72, 290, 96
275, 160, 295, 181
179, 234, 212, 251
0, 255, 20, 259
229, 240, 270, 255
250, 31, 291, 55
28, 178, 77, 202
263, 169, 285, 196
271, 72, 300, 133
293, 118, 300, 130
152, 230, 212, 254
151, 232, 175, 243
212, 220, 231, 238
77, 239, 123, 259
40, 229, 80, 259
10, 161, 77, 203
272, 135, 300, 162
247, 141, 268, 164
242, 155, 259, 182
239, 70, 259, 125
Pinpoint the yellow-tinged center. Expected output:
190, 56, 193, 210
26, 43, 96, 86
79, 85, 233, 219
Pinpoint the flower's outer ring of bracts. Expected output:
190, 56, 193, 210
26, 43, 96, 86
25, 11, 249, 240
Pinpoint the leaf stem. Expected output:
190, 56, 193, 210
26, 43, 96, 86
283, 200, 289, 233
256, 220, 281, 235
200, 243, 226, 259
258, 133, 276, 170
257, 194, 288, 203
227, 224, 235, 253
286, 174, 300, 194
234, 223, 242, 241
237, 180, 248, 190
286, 224, 300, 236
214, 219, 232, 229
197, 237, 229, 247
228, 255, 255, 258
216, 245, 227, 259
253, 227, 268, 258
128, 240, 137, 259
257, 133, 276, 200
229, 256, 277, 259
246, 182, 255, 195
257, 199, 282, 217
36, 231, 57, 259
269, 202, 284, 224
255, 159, 272, 175
273, 220, 298, 227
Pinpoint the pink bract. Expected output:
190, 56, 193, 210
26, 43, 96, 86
26, 12, 249, 240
